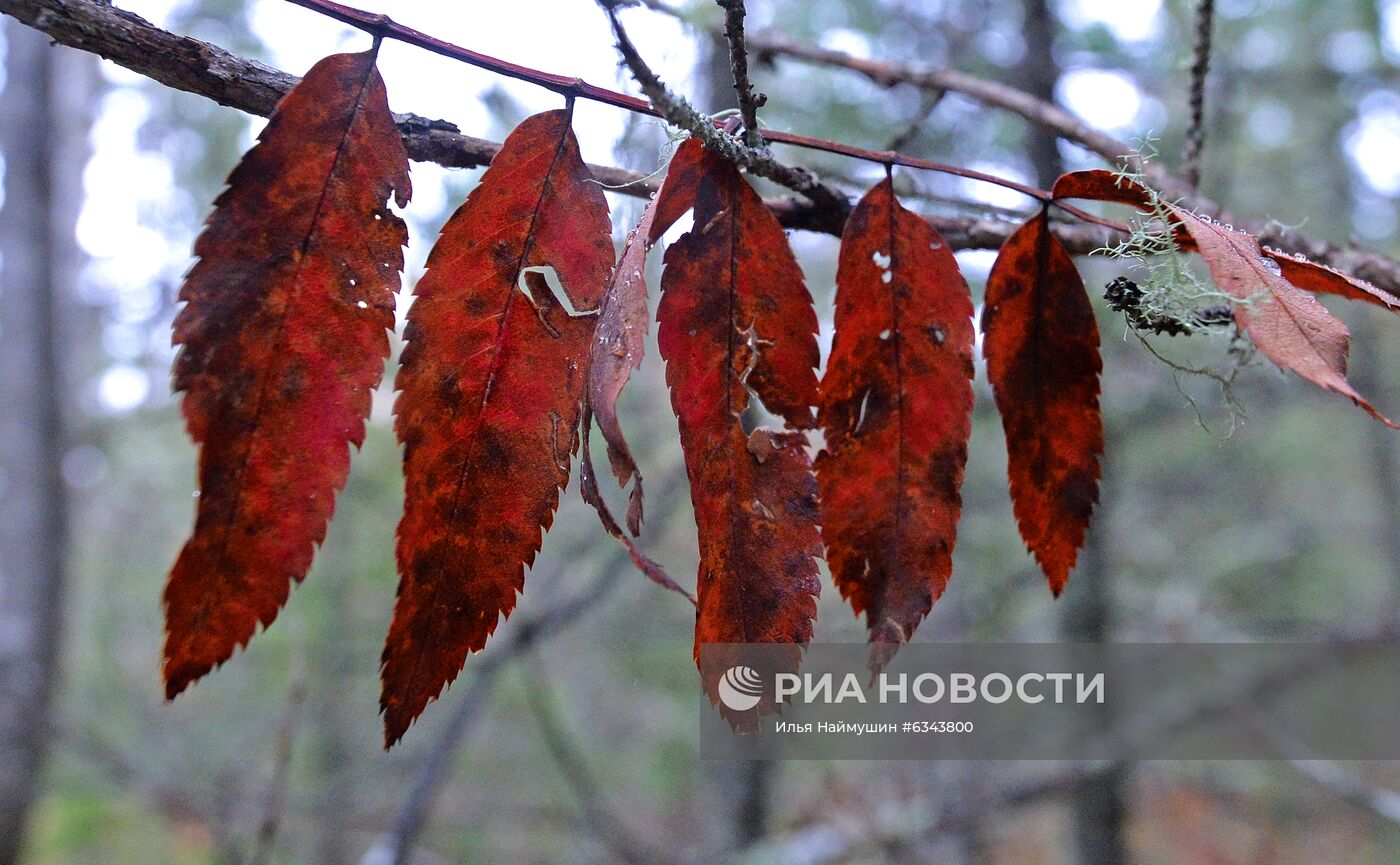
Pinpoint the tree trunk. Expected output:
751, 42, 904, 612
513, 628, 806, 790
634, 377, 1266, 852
1016, 0, 1062, 188
0, 21, 88, 864
1353, 322, 1400, 598
314, 583, 356, 865
1059, 483, 1131, 865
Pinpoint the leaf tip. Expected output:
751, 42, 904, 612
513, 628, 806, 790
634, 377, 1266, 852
162, 674, 190, 702
161, 632, 219, 701
379, 697, 419, 750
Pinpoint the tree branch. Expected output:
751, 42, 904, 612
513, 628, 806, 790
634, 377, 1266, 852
367, 546, 637, 865
0, 0, 1095, 243
626, 0, 1400, 297
248, 665, 306, 865
599, 4, 1126, 231
525, 667, 684, 865
600, 0, 850, 217
6, 0, 1400, 297
294, 0, 1042, 221
631, 0, 1174, 189
1183, 0, 1215, 190
714, 0, 764, 147
1284, 758, 1400, 826
884, 87, 944, 152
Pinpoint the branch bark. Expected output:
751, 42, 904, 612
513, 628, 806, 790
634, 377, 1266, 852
601, 0, 850, 216
629, 0, 1400, 297
1183, 0, 1215, 190
714, 0, 764, 147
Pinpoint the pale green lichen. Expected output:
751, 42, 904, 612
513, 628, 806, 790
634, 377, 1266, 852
1097, 140, 1236, 337
1097, 139, 1261, 438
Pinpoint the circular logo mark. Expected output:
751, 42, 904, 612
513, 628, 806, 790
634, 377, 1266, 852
718, 665, 764, 711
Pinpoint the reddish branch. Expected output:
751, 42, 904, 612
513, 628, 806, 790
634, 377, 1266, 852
3, 0, 1400, 295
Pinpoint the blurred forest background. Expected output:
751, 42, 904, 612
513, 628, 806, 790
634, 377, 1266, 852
3, 0, 1400, 862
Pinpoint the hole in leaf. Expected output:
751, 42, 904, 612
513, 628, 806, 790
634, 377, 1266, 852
517, 265, 599, 337
517, 265, 598, 318
735, 321, 784, 433
854, 389, 872, 434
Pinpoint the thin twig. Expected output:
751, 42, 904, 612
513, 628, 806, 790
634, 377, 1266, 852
826, 167, 1034, 221
0, 0, 1144, 237
885, 88, 944, 152
1285, 759, 1400, 825
525, 666, 684, 865
58, 724, 232, 828
630, 0, 1191, 195
1182, 0, 1215, 190
287, 0, 1040, 216
601, 0, 849, 216
715, 0, 765, 147
368, 536, 659, 865
369, 671, 497, 865
249, 662, 307, 865
1176, 616, 1400, 829
600, 4, 1122, 230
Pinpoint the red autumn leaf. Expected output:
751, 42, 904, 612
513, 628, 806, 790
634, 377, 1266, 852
982, 209, 1103, 595
658, 140, 821, 431
654, 140, 821, 707
584, 144, 704, 537
588, 137, 728, 534
1054, 169, 1397, 425
1053, 168, 1400, 311
163, 50, 410, 698
383, 109, 613, 746
1269, 252, 1400, 312
1176, 217, 1398, 428
579, 407, 695, 605
587, 201, 658, 536
648, 137, 713, 245
1050, 169, 1201, 252
816, 179, 974, 657
1050, 169, 1156, 210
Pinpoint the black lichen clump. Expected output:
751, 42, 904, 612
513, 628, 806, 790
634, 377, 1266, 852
1104, 277, 1232, 337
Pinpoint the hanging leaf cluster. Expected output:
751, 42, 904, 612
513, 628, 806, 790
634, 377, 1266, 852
162, 52, 1399, 745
